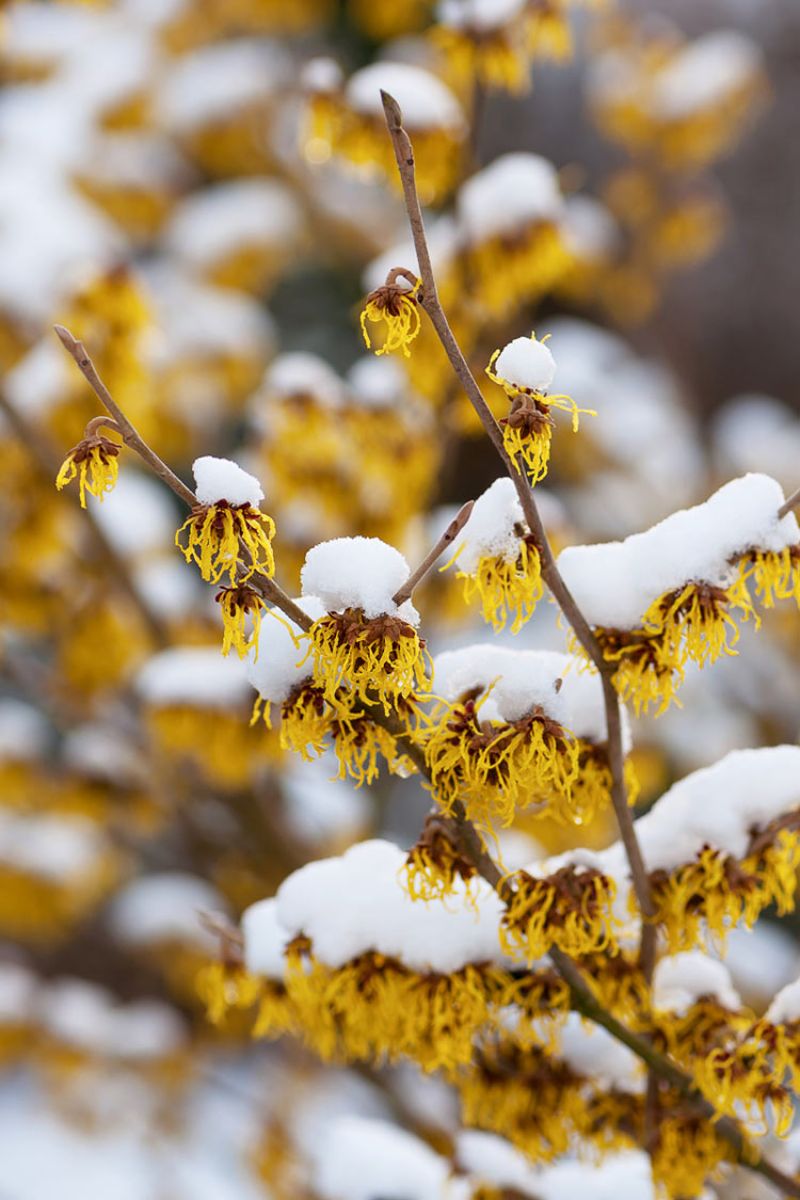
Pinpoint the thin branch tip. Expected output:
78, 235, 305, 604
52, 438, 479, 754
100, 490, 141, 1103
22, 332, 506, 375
380, 89, 403, 127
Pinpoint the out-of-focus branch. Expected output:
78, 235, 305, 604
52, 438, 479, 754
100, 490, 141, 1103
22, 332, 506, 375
778, 486, 800, 520
379, 89, 657, 980
392, 499, 474, 605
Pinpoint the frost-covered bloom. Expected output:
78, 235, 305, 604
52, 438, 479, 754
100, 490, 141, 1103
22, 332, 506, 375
247, 595, 417, 786
445, 479, 543, 633
607, 748, 800, 952
487, 333, 592, 483
456, 154, 568, 319
176, 456, 276, 586
433, 0, 572, 96
426, 646, 637, 830
589, 30, 765, 170
360, 273, 422, 358
500, 852, 618, 962
303, 62, 467, 205
300, 538, 432, 715
559, 475, 800, 714
138, 647, 281, 789
459, 1016, 642, 1161
211, 843, 514, 1072
56, 427, 120, 509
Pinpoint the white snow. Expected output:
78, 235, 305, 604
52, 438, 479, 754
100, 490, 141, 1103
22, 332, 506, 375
346, 356, 408, 410
493, 335, 556, 393
192, 456, 264, 508
651, 31, 761, 122
437, 0, 527, 31
314, 1116, 466, 1200
282, 757, 370, 845
109, 873, 226, 950
456, 477, 525, 573
157, 39, 289, 131
0, 812, 105, 881
713, 394, 800, 489
0, 699, 49, 763
263, 352, 344, 408
246, 595, 326, 705
90, 472, 178, 555
242, 898, 290, 980
164, 179, 303, 269
458, 1133, 653, 1200
606, 745, 800, 877
557, 475, 799, 630
0, 962, 38, 1023
345, 63, 464, 131
301, 538, 418, 623
767, 977, 800, 1027
300, 56, 344, 93
144, 266, 276, 362
431, 645, 626, 745
136, 647, 252, 710
652, 951, 741, 1016
721, 921, 800, 1009
62, 724, 147, 787
39, 978, 185, 1059
272, 839, 504, 974
457, 153, 563, 243
561, 195, 619, 260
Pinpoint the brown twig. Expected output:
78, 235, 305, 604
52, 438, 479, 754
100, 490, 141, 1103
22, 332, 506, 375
53, 325, 197, 509
379, 89, 657, 979
392, 500, 474, 606
778, 486, 800, 521
53, 327, 316, 638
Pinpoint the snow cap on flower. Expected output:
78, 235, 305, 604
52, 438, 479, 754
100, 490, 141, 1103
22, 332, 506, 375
609, 745, 800, 877
314, 1116, 467, 1200
558, 474, 800, 631
301, 537, 417, 622
345, 62, 464, 131
192, 455, 264, 507
271, 839, 504, 973
242, 897, 291, 980
493, 335, 556, 394
652, 951, 741, 1016
438, 0, 527, 32
246, 595, 326, 705
766, 976, 800, 1026
457, 478, 525, 573
457, 153, 563, 243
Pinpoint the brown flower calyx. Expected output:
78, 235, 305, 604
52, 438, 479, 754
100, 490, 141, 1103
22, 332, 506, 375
411, 812, 477, 884
510, 864, 610, 931
328, 607, 421, 646
501, 391, 554, 436
215, 582, 262, 612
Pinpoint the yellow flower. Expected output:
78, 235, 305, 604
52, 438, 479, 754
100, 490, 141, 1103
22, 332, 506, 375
216, 584, 265, 658
642, 576, 757, 670
360, 274, 422, 358
651, 1103, 732, 1199
650, 829, 800, 953
452, 536, 544, 634
402, 815, 478, 905
176, 501, 276, 585
423, 693, 580, 829
56, 433, 120, 509
742, 545, 800, 610
500, 863, 618, 961
304, 608, 432, 715
281, 939, 504, 1071
487, 339, 594, 484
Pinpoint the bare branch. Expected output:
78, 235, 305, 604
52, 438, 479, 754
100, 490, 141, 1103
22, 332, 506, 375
393, 499, 474, 606
379, 90, 657, 979
53, 325, 198, 509
778, 486, 800, 520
